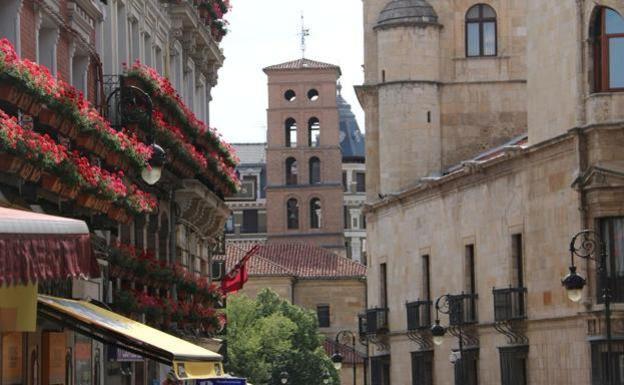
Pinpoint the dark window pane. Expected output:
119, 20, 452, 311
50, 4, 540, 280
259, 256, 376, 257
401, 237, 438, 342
484, 22, 496, 55
310, 199, 322, 229
241, 210, 259, 233
287, 199, 299, 229
309, 158, 321, 184
342, 171, 348, 191
606, 9, 624, 34
609, 37, 624, 88
466, 6, 479, 20
467, 23, 480, 56
356, 172, 366, 192
482, 5, 496, 18
317, 305, 330, 327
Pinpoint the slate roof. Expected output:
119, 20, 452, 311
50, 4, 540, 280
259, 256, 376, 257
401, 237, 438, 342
338, 89, 365, 162
232, 143, 266, 165
263, 58, 341, 75
376, 0, 439, 28
215, 243, 366, 279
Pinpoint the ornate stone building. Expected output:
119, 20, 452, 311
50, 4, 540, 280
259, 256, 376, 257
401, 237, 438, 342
357, 0, 624, 385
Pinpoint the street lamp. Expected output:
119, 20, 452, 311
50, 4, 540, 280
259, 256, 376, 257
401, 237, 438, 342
322, 371, 331, 385
141, 143, 166, 185
332, 330, 357, 385
561, 229, 612, 385
431, 294, 465, 382
279, 371, 289, 385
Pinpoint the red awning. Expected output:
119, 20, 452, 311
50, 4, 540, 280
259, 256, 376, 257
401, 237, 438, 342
0, 207, 99, 286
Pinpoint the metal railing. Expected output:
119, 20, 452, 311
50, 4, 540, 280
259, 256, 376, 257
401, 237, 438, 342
364, 307, 389, 334
406, 300, 432, 331
493, 287, 527, 322
448, 293, 478, 326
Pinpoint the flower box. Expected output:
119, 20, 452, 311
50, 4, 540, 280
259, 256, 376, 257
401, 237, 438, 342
0, 153, 24, 174
93, 138, 110, 159
108, 206, 132, 224
19, 162, 41, 182
16, 93, 34, 113
27, 99, 43, 117
59, 184, 79, 200
76, 193, 98, 209
171, 158, 195, 178
75, 134, 97, 152
38, 107, 64, 130
41, 174, 63, 194
59, 120, 78, 139
0, 83, 22, 105
122, 77, 143, 89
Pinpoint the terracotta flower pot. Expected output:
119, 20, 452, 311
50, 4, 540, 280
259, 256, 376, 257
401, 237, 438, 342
19, 163, 42, 183
108, 206, 132, 224
0, 153, 24, 174
0, 83, 22, 105
41, 174, 63, 194
59, 120, 78, 139
94, 138, 110, 158
38, 107, 64, 130
27, 99, 43, 117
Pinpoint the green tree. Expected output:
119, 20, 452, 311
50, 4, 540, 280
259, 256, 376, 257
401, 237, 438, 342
225, 289, 339, 385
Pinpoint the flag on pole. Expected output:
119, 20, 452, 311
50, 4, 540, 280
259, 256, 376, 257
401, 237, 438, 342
221, 245, 261, 294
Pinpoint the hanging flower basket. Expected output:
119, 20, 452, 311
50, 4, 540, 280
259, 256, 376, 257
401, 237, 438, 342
41, 174, 63, 194
0, 83, 22, 105
0, 152, 24, 174
38, 107, 63, 130
171, 158, 195, 178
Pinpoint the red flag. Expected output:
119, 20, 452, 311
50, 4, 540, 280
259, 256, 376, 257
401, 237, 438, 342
221, 245, 260, 294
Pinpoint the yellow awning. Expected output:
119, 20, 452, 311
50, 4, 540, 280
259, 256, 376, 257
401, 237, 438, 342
38, 295, 224, 380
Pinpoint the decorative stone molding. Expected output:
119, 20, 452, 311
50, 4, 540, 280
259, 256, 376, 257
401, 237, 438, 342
175, 180, 231, 241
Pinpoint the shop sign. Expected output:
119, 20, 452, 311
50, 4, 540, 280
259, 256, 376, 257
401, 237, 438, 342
107, 345, 144, 362
1, 333, 23, 385
196, 379, 246, 385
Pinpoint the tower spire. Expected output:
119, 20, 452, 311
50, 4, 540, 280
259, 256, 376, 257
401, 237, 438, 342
298, 13, 310, 58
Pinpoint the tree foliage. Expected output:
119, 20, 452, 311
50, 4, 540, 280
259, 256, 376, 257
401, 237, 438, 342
225, 289, 339, 385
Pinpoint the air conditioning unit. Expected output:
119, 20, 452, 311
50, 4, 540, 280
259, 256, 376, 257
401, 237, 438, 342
211, 260, 226, 281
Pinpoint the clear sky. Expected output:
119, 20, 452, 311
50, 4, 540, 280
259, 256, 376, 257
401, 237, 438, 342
210, 0, 364, 144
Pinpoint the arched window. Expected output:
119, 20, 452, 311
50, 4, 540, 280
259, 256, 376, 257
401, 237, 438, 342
285, 118, 297, 147
308, 117, 320, 147
309, 157, 321, 184
287, 198, 299, 229
310, 198, 322, 229
285, 157, 298, 185
593, 7, 624, 91
466, 4, 497, 57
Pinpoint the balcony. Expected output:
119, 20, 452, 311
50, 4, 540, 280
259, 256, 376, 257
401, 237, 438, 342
364, 307, 389, 334
493, 287, 527, 322
406, 300, 432, 331
448, 293, 478, 326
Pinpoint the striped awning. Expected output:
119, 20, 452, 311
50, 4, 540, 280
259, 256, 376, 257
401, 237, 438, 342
0, 207, 98, 286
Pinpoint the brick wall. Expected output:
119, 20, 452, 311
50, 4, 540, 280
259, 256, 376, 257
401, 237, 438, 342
20, 0, 36, 61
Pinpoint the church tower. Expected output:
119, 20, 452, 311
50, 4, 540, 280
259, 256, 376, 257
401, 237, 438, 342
263, 59, 345, 253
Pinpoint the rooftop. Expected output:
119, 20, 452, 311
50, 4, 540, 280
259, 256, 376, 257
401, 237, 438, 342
216, 243, 366, 279
263, 58, 341, 75
232, 143, 266, 165
376, 0, 439, 29
338, 86, 365, 162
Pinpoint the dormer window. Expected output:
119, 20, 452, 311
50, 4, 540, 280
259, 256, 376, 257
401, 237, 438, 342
466, 4, 497, 57
593, 7, 624, 91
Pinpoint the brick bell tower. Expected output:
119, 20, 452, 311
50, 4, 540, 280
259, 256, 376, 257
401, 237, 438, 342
263, 58, 345, 254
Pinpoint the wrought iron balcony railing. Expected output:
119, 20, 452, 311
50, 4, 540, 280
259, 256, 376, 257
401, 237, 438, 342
406, 300, 432, 331
364, 307, 389, 334
493, 287, 527, 322
448, 293, 478, 326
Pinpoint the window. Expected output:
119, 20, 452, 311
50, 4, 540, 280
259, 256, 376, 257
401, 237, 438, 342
71, 53, 89, 95
285, 158, 298, 185
356, 172, 366, 192
511, 234, 524, 287
309, 157, 321, 184
599, 217, 624, 302
241, 210, 259, 233
593, 7, 624, 91
380, 263, 388, 308
307, 89, 319, 101
465, 244, 477, 320
285, 118, 297, 147
591, 341, 624, 385
310, 198, 322, 229
225, 215, 235, 233
38, 20, 59, 75
466, 4, 497, 57
342, 171, 348, 192
499, 346, 528, 385
411, 351, 433, 385
455, 348, 479, 385
344, 206, 349, 229
308, 117, 320, 147
284, 89, 296, 101
317, 305, 330, 327
422, 255, 431, 301
371, 356, 391, 385
286, 198, 299, 229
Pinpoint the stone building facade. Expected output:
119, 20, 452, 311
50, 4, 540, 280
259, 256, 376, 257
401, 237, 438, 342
357, 0, 624, 385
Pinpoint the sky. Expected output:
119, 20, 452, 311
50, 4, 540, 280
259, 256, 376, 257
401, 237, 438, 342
210, 0, 364, 144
